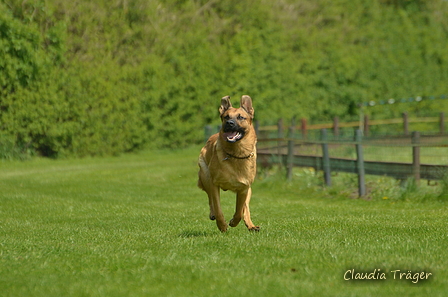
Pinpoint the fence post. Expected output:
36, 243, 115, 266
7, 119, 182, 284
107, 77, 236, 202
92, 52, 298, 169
403, 112, 409, 135
255, 120, 260, 136
290, 117, 296, 135
363, 115, 369, 137
278, 118, 284, 164
287, 121, 295, 181
333, 116, 339, 139
321, 129, 331, 186
355, 130, 366, 197
412, 131, 420, 185
301, 118, 307, 140
440, 112, 445, 134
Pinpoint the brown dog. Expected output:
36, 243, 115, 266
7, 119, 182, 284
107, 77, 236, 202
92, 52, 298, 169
198, 95, 259, 232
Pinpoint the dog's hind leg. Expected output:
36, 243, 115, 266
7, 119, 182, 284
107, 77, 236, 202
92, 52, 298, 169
242, 187, 260, 231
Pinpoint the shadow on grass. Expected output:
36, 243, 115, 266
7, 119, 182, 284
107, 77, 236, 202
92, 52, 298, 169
178, 230, 209, 238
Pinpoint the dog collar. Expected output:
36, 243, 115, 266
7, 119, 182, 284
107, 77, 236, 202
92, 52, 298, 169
223, 150, 255, 161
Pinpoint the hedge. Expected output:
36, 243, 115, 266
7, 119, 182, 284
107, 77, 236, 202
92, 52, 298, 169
1, 0, 447, 157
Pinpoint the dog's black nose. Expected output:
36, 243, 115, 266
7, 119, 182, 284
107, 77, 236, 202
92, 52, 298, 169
225, 119, 237, 130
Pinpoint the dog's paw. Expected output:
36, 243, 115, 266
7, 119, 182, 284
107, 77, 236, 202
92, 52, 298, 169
218, 224, 228, 233
229, 218, 241, 227
248, 226, 261, 232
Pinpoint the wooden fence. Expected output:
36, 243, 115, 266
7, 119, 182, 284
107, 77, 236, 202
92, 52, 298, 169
256, 112, 446, 139
256, 112, 446, 138
256, 129, 448, 197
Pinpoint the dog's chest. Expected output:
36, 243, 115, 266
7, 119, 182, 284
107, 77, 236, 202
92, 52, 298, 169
211, 157, 256, 191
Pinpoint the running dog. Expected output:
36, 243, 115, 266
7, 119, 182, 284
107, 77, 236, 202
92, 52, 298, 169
198, 95, 259, 232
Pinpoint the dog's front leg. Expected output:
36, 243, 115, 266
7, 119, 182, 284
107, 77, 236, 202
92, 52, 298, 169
242, 187, 260, 231
229, 188, 249, 228
208, 186, 227, 232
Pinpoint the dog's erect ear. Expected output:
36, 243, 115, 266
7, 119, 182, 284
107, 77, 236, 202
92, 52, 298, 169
219, 96, 232, 117
240, 95, 254, 118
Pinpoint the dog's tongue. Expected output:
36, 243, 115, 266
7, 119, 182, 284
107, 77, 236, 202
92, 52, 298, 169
224, 131, 241, 142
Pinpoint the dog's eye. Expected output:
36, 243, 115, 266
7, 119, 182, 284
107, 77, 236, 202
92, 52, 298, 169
237, 115, 245, 121
224, 115, 230, 120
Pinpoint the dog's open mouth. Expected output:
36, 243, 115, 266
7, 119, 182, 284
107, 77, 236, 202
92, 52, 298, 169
223, 131, 244, 143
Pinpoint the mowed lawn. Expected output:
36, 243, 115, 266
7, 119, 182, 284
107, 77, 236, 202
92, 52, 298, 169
1, 147, 447, 297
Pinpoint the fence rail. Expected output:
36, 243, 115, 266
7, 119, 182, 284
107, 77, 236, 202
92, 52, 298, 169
256, 112, 446, 137
256, 129, 448, 197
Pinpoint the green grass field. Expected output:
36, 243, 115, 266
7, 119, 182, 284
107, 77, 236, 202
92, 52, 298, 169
1, 147, 447, 296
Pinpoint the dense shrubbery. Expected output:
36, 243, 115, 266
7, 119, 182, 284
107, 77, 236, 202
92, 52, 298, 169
1, 0, 448, 157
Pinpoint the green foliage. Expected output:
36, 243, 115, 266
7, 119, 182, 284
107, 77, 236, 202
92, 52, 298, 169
0, 6, 41, 94
0, 133, 30, 160
1, 0, 448, 157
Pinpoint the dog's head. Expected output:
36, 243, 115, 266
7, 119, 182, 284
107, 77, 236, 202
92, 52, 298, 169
219, 95, 254, 143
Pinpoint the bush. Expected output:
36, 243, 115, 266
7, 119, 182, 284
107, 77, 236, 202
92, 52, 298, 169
1, 0, 448, 158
